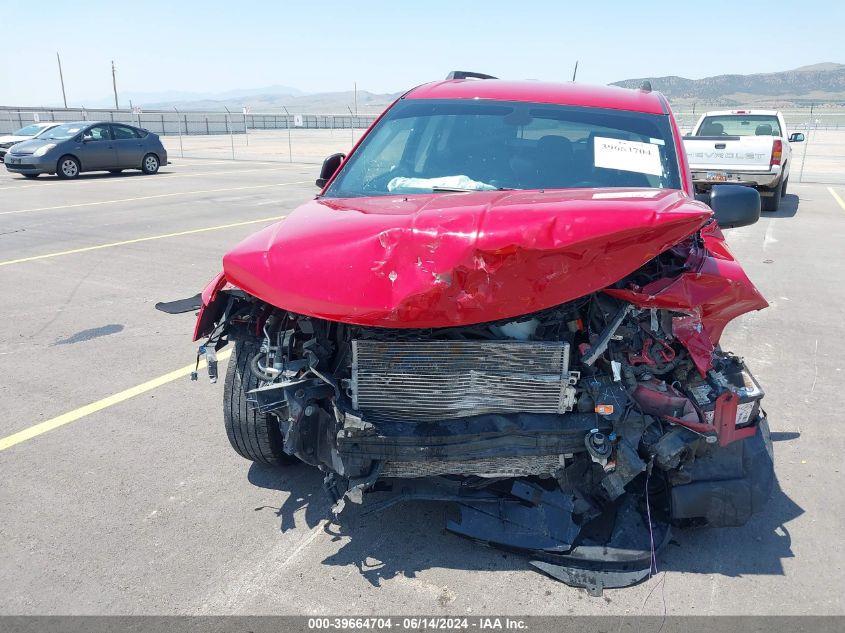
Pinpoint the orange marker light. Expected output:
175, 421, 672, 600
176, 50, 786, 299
595, 404, 614, 415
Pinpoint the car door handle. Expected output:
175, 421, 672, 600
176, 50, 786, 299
715, 143, 726, 149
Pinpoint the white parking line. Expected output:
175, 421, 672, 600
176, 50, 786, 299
195, 519, 328, 614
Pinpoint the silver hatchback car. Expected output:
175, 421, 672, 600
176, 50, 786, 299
4, 121, 168, 179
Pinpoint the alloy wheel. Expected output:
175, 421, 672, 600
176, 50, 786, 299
61, 159, 78, 178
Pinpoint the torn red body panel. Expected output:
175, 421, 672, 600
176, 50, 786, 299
222, 188, 715, 329
192, 271, 227, 341
605, 222, 768, 373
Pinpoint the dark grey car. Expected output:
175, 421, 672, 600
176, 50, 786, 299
4, 121, 168, 179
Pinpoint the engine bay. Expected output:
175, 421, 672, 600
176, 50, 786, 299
194, 283, 774, 594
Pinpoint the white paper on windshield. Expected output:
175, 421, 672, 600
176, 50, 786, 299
593, 137, 663, 176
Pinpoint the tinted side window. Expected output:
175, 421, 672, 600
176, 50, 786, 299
87, 124, 112, 141
112, 125, 140, 140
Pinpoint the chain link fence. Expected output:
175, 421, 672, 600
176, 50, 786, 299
0, 105, 379, 165
0, 106, 378, 135
2, 105, 843, 183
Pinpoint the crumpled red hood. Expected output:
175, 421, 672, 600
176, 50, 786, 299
222, 188, 714, 328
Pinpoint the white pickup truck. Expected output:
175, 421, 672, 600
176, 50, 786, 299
684, 110, 804, 212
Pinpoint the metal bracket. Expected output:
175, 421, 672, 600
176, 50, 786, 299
665, 392, 757, 446
558, 371, 580, 413
714, 391, 757, 447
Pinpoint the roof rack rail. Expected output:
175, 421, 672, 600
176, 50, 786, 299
446, 71, 498, 80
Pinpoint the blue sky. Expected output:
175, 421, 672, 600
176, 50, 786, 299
1, 0, 841, 106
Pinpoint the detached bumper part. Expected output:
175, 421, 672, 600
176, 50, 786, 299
442, 420, 772, 592
154, 293, 202, 314
670, 417, 774, 527
447, 481, 581, 552
448, 489, 669, 596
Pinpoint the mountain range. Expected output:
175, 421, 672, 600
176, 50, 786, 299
78, 62, 845, 112
112, 86, 399, 114
147, 89, 402, 114
611, 63, 845, 106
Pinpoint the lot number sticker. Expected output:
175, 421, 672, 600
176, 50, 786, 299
594, 137, 663, 176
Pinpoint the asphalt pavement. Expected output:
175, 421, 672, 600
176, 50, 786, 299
0, 161, 843, 615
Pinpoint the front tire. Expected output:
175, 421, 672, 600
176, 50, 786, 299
761, 179, 783, 212
141, 153, 160, 174
56, 155, 80, 180
224, 342, 293, 466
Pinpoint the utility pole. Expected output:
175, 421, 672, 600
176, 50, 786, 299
354, 81, 358, 116
572, 61, 579, 82
57, 52, 68, 108
798, 103, 813, 183
282, 106, 293, 163
111, 60, 119, 109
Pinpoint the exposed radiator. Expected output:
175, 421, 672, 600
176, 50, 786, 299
351, 339, 575, 422
381, 455, 564, 478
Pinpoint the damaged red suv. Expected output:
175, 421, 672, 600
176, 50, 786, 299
160, 73, 773, 594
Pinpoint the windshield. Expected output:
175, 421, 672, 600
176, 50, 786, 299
324, 99, 682, 198
13, 124, 48, 137
39, 123, 88, 141
695, 115, 782, 137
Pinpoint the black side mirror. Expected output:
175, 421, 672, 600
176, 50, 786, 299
316, 153, 345, 188
707, 185, 761, 228
788, 132, 805, 143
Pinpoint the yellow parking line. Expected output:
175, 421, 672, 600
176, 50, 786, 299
165, 160, 233, 166
0, 349, 232, 452
0, 167, 305, 191
168, 160, 284, 167
160, 166, 300, 178
0, 216, 285, 266
0, 181, 309, 215
829, 187, 845, 211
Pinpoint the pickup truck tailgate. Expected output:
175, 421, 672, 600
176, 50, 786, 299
683, 136, 774, 171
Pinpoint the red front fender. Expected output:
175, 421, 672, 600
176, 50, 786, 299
193, 272, 228, 341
